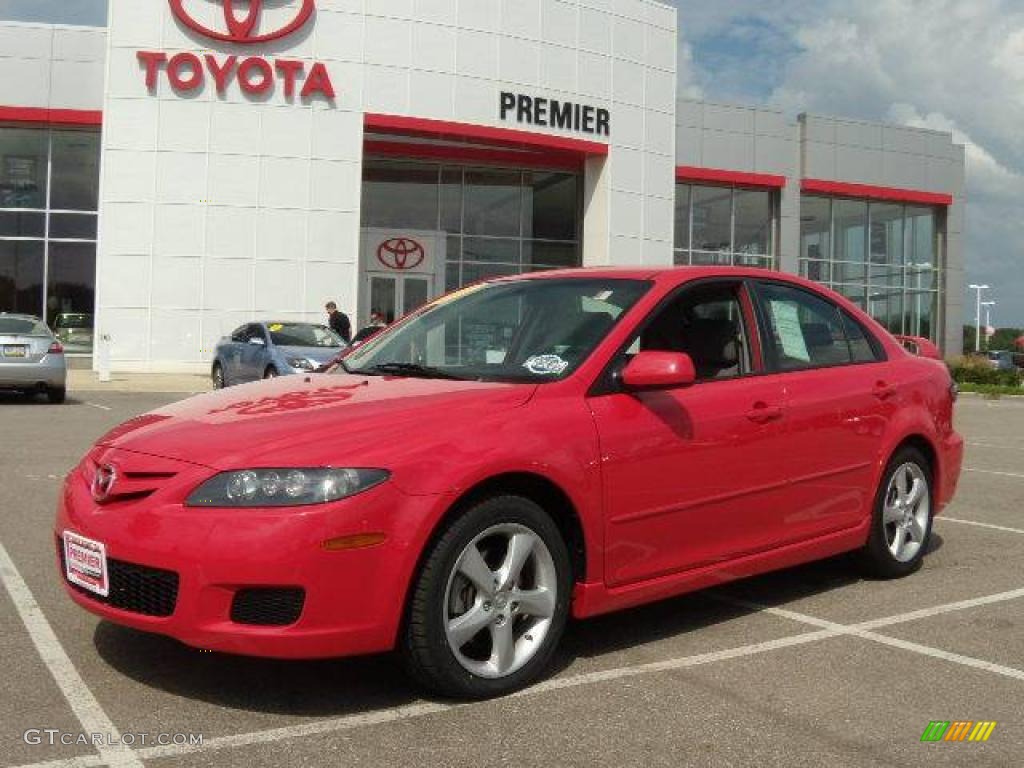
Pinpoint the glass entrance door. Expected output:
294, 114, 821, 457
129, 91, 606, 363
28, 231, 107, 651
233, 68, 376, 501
367, 274, 433, 325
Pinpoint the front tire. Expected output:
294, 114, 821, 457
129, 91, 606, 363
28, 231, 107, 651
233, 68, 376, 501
401, 495, 572, 699
212, 363, 225, 389
47, 387, 66, 404
263, 366, 278, 379
860, 447, 933, 578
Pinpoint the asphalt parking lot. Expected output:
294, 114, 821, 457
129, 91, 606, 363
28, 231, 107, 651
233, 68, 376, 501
1, 390, 1022, 768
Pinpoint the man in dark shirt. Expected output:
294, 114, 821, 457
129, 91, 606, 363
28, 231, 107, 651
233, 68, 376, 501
325, 301, 352, 344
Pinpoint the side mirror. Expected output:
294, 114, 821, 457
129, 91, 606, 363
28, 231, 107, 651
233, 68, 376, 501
249, 337, 266, 346
621, 351, 696, 391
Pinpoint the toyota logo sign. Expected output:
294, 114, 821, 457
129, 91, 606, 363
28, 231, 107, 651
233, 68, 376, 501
91, 464, 118, 504
377, 238, 426, 271
169, 0, 315, 44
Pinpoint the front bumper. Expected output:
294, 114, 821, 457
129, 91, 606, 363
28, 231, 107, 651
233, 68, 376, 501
0, 355, 66, 389
55, 452, 435, 659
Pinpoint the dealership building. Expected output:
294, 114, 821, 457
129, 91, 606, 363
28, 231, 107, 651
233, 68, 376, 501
0, 0, 966, 371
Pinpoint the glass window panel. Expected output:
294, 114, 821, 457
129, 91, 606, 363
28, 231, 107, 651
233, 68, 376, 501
462, 237, 520, 265
0, 210, 45, 237
439, 168, 462, 234
523, 241, 578, 269
402, 277, 430, 316
755, 282, 852, 370
674, 184, 691, 250
904, 290, 936, 339
0, 239, 44, 316
800, 195, 831, 262
906, 206, 936, 269
673, 249, 690, 266
50, 130, 100, 211
361, 162, 439, 230
906, 265, 936, 292
800, 259, 831, 283
734, 188, 772, 255
690, 251, 732, 266
834, 284, 868, 310
867, 285, 904, 335
691, 185, 732, 252
734, 252, 773, 268
868, 202, 903, 265
464, 170, 521, 237
445, 262, 461, 292
49, 213, 98, 240
369, 276, 398, 325
834, 261, 867, 283
842, 312, 881, 363
834, 199, 867, 265
461, 261, 520, 285
0, 127, 47, 209
46, 243, 96, 350
523, 172, 577, 241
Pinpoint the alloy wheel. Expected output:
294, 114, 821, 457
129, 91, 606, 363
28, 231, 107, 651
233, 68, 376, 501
443, 523, 558, 679
883, 462, 930, 563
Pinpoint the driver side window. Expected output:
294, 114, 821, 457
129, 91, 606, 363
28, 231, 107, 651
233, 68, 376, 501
626, 283, 752, 381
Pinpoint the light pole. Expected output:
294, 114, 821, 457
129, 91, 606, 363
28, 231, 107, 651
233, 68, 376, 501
982, 301, 996, 348
969, 284, 990, 353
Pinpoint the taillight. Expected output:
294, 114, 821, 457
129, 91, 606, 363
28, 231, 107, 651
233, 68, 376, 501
48, 341, 64, 355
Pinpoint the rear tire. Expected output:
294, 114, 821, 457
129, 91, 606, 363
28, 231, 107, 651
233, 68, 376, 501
47, 387, 66, 404
859, 446, 932, 578
401, 495, 572, 699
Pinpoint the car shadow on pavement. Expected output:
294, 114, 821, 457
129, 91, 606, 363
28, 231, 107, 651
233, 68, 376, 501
92, 539, 945, 713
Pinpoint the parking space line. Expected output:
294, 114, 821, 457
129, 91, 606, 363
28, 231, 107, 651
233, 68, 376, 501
963, 467, 1024, 480
8, 584, 1024, 768
966, 441, 1024, 451
0, 541, 143, 768
83, 402, 112, 412
720, 592, 1024, 683
938, 517, 1024, 535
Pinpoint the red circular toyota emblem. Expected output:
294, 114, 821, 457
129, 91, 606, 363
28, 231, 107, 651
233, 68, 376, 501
377, 238, 426, 271
169, 0, 316, 44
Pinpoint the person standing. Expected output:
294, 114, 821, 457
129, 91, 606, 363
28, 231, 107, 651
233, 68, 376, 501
325, 301, 352, 344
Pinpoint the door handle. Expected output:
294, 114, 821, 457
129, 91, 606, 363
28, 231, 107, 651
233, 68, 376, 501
746, 403, 783, 423
873, 381, 897, 400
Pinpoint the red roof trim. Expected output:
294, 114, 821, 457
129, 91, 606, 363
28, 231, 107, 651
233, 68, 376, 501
364, 140, 582, 172
802, 178, 952, 206
365, 113, 609, 156
0, 106, 102, 126
675, 166, 786, 188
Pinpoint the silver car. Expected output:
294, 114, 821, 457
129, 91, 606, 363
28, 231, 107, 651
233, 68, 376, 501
211, 321, 346, 388
0, 313, 67, 403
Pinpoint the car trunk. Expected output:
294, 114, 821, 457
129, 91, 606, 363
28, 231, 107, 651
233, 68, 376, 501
0, 334, 51, 364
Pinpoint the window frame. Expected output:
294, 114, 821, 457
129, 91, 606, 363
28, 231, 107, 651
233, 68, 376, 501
749, 279, 887, 375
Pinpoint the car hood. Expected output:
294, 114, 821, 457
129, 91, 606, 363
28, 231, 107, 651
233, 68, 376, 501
276, 345, 343, 364
96, 373, 537, 470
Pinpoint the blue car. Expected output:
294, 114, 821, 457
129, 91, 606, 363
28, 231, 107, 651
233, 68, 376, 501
211, 321, 346, 388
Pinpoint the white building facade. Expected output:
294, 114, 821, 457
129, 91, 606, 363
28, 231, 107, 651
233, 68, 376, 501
0, 0, 965, 371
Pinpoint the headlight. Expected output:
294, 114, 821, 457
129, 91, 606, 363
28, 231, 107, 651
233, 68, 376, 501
185, 468, 390, 508
287, 357, 314, 371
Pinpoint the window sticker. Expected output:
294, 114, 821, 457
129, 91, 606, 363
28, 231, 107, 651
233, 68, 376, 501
769, 300, 810, 362
268, 323, 284, 332
592, 290, 613, 301
523, 354, 569, 376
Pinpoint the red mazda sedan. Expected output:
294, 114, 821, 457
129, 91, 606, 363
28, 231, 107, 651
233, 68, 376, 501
57, 268, 963, 698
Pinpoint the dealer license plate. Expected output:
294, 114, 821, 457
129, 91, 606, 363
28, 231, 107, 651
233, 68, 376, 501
62, 531, 109, 597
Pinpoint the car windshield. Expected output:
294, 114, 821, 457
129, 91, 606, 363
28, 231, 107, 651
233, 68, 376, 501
267, 323, 343, 348
0, 317, 48, 335
55, 314, 92, 329
343, 277, 651, 382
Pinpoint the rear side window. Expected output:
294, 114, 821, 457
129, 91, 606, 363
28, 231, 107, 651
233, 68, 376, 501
754, 282, 878, 371
841, 311, 883, 363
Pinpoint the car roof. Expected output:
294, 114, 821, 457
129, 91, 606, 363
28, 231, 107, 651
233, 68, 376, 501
492, 265, 837, 292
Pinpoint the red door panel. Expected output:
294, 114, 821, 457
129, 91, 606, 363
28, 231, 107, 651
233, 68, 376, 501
590, 375, 791, 588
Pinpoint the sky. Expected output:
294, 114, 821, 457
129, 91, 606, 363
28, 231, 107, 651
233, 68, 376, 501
1, 0, 1020, 327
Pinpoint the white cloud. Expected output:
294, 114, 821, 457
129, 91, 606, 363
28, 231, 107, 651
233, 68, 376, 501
670, 0, 1024, 327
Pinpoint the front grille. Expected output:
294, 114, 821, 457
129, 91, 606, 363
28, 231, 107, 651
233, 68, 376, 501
58, 540, 179, 618
231, 587, 305, 626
